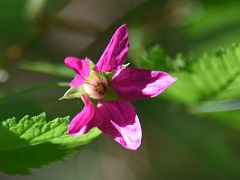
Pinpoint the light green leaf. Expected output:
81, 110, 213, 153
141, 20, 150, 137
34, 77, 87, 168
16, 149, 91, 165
0, 113, 101, 175
164, 44, 240, 104
25, 0, 48, 20
132, 45, 189, 72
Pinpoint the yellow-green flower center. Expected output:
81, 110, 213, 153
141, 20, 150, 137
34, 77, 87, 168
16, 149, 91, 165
83, 74, 108, 100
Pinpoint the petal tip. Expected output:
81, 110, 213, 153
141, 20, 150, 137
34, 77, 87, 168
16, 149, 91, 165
169, 76, 177, 86
64, 56, 79, 66
124, 140, 141, 151
170, 76, 177, 83
119, 24, 127, 29
68, 126, 85, 137
114, 135, 142, 151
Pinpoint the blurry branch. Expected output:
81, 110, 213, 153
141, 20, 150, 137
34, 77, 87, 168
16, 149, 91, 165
0, 68, 9, 83
51, 17, 99, 35
194, 100, 240, 113
19, 61, 74, 78
0, 82, 68, 102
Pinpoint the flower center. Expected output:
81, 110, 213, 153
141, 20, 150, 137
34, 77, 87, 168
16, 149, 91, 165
83, 74, 108, 100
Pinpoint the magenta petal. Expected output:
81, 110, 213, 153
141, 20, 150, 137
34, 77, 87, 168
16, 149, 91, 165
69, 74, 84, 87
94, 24, 129, 72
111, 68, 177, 101
96, 100, 141, 150
68, 96, 95, 136
65, 57, 90, 87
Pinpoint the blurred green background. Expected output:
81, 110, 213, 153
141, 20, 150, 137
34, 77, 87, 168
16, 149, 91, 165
1, 0, 240, 179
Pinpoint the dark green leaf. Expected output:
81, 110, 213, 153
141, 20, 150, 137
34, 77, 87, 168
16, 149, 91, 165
0, 113, 101, 175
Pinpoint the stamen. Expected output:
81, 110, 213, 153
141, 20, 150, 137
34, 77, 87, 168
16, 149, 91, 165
83, 74, 108, 99
84, 80, 96, 87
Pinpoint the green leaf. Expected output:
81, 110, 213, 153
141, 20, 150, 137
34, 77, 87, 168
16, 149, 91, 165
141, 45, 173, 71
163, 44, 240, 104
132, 45, 190, 72
0, 113, 101, 175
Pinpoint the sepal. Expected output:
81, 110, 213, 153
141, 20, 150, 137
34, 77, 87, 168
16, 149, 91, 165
59, 86, 84, 100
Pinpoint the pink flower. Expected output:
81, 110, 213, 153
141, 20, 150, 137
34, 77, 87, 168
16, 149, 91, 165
62, 24, 176, 150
